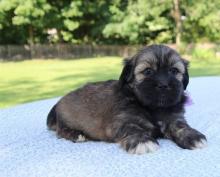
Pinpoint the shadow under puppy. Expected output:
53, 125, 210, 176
47, 44, 207, 154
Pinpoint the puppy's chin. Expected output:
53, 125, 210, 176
136, 94, 181, 108
155, 94, 181, 108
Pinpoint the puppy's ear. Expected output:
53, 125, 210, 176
182, 59, 189, 90
119, 58, 134, 87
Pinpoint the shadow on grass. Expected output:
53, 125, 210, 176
0, 70, 120, 108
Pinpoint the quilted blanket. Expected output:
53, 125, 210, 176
1, 77, 220, 177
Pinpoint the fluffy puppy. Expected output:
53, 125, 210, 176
47, 45, 207, 154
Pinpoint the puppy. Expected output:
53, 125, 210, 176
47, 45, 207, 154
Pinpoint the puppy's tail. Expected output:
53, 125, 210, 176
47, 105, 57, 131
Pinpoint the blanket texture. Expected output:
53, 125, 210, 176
1, 77, 220, 177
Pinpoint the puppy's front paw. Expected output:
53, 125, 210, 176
191, 138, 207, 149
128, 141, 159, 154
120, 133, 159, 154
176, 129, 207, 150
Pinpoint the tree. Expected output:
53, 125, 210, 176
57, 0, 111, 44
172, 0, 182, 46
0, 0, 219, 45
0, 0, 51, 44
103, 0, 173, 44
182, 0, 220, 43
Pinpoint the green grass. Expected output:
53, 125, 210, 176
189, 58, 220, 76
0, 57, 122, 108
1, 56, 220, 108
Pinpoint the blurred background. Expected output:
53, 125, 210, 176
0, 0, 220, 108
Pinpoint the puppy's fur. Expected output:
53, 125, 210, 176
47, 45, 207, 154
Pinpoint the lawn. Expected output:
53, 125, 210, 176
1, 56, 220, 108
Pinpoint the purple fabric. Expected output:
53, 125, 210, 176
185, 91, 194, 106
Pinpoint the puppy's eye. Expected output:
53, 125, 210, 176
143, 68, 154, 76
169, 68, 179, 75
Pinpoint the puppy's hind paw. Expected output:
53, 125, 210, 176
75, 134, 87, 142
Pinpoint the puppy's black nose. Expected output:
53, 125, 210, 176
156, 83, 169, 90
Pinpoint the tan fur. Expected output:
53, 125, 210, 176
134, 53, 158, 83
172, 61, 185, 81
134, 62, 151, 82
173, 61, 185, 74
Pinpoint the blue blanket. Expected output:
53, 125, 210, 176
1, 77, 220, 177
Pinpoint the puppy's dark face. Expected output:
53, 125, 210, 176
119, 45, 189, 108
